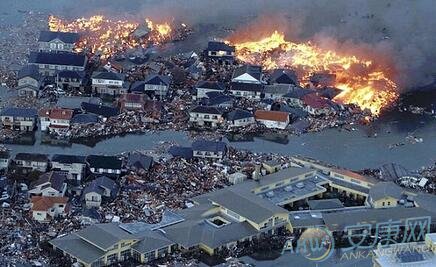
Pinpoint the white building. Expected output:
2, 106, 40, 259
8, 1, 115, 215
226, 109, 255, 127
38, 31, 79, 53
28, 171, 68, 197
195, 81, 225, 99
92, 71, 127, 95
189, 106, 224, 128
51, 154, 87, 182
31, 196, 69, 222
231, 65, 263, 84
255, 110, 290, 129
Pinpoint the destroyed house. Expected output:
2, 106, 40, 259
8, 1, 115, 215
206, 93, 234, 108
38, 31, 80, 53
189, 106, 224, 127
17, 65, 41, 97
71, 114, 99, 125
0, 107, 37, 132
283, 87, 315, 107
50, 223, 175, 266
29, 51, 87, 76
126, 153, 153, 172
192, 140, 227, 159
143, 74, 171, 97
205, 41, 235, 63
29, 171, 68, 197
309, 73, 336, 87
31, 196, 69, 222
13, 153, 49, 172
82, 176, 119, 208
255, 110, 290, 129
86, 155, 123, 177
263, 84, 295, 100
302, 94, 333, 115
91, 71, 128, 96
195, 80, 225, 99
226, 109, 255, 127
81, 102, 119, 118
230, 82, 264, 99
51, 154, 87, 182
57, 70, 85, 89
231, 65, 262, 84
0, 151, 10, 170
118, 93, 147, 111
270, 69, 298, 85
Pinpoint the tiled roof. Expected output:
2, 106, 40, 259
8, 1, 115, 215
31, 196, 68, 211
255, 110, 289, 122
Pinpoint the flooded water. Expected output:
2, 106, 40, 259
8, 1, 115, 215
3, 111, 435, 171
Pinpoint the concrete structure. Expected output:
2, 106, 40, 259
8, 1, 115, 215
255, 110, 290, 129
38, 31, 79, 53
51, 154, 87, 182
31, 196, 69, 222
0, 107, 37, 132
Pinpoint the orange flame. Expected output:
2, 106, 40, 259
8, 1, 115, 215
48, 15, 172, 59
229, 31, 398, 115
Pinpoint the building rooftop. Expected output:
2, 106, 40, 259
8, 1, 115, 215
196, 80, 225, 91
207, 41, 235, 53
86, 155, 122, 170
15, 153, 48, 162
29, 52, 86, 67
18, 65, 40, 80
232, 65, 262, 82
270, 69, 298, 85
38, 30, 80, 44
192, 140, 226, 153
81, 102, 119, 118
230, 82, 264, 92
31, 196, 68, 211
255, 110, 289, 122
226, 109, 253, 121
190, 105, 223, 115
369, 181, 404, 201
0, 107, 37, 118
52, 154, 86, 164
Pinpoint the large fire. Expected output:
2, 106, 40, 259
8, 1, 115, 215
48, 15, 172, 59
229, 31, 398, 115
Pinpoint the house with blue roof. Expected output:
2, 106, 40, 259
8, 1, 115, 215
83, 176, 119, 208
0, 107, 38, 132
29, 51, 87, 76
57, 70, 86, 90
143, 74, 171, 98
16, 65, 41, 97
38, 30, 80, 53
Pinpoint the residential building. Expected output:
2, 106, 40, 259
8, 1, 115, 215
50, 223, 175, 266
204, 41, 235, 64
29, 51, 87, 77
207, 93, 234, 109
86, 155, 123, 177
91, 71, 128, 96
57, 70, 85, 89
38, 31, 79, 53
71, 114, 99, 125
16, 65, 41, 97
229, 82, 264, 99
51, 154, 87, 182
302, 94, 333, 116
126, 153, 153, 172
264, 84, 295, 100
31, 196, 69, 222
189, 106, 224, 127
195, 81, 225, 99
192, 140, 227, 159
0, 107, 37, 132
226, 109, 255, 127
283, 87, 315, 107
28, 171, 68, 197
39, 108, 74, 133
0, 151, 10, 170
143, 74, 171, 97
231, 65, 262, 84
255, 110, 290, 129
83, 176, 119, 208
117, 93, 147, 111
13, 153, 49, 172
269, 69, 298, 85
366, 181, 404, 208
81, 102, 119, 119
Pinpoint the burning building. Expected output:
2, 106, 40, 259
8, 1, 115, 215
227, 31, 399, 115
48, 15, 177, 60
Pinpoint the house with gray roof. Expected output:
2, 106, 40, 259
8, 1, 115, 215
205, 41, 235, 64
192, 140, 227, 159
195, 80, 225, 99
51, 154, 87, 182
91, 71, 128, 96
226, 109, 255, 127
28, 171, 68, 197
126, 153, 153, 172
50, 222, 175, 266
0, 107, 37, 132
189, 105, 224, 128
231, 65, 263, 84
16, 65, 41, 97
13, 153, 49, 172
269, 69, 298, 85
367, 181, 405, 208
82, 176, 119, 208
38, 30, 80, 53
29, 51, 87, 76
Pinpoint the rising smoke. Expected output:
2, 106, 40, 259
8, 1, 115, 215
3, 0, 436, 90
